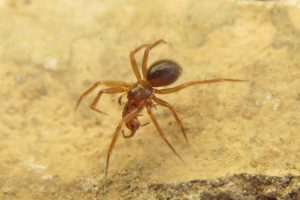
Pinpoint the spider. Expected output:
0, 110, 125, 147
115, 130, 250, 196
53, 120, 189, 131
75, 39, 246, 177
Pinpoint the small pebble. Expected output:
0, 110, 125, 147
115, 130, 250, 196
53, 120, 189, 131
43, 56, 58, 70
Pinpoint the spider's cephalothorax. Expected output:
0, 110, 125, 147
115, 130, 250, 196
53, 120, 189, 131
127, 81, 153, 101
75, 39, 246, 177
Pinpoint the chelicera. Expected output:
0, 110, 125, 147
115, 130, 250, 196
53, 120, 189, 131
75, 39, 245, 176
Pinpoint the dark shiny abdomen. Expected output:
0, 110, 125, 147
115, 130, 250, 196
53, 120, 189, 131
147, 59, 182, 87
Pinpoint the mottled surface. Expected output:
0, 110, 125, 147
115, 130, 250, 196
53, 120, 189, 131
0, 0, 299, 199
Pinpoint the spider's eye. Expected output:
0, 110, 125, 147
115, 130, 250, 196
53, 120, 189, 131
146, 60, 182, 87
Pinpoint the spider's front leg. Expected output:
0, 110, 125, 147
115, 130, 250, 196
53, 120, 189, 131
90, 87, 128, 114
75, 81, 130, 110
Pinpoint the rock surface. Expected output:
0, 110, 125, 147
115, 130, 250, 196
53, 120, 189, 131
0, 0, 299, 199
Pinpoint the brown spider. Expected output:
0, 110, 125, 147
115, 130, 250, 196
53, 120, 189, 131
75, 39, 246, 176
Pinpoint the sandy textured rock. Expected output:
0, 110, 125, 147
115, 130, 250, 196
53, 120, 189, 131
0, 0, 299, 199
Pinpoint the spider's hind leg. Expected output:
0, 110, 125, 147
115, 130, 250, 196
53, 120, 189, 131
146, 105, 184, 162
152, 96, 189, 145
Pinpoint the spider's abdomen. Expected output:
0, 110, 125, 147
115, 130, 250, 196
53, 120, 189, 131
147, 59, 182, 87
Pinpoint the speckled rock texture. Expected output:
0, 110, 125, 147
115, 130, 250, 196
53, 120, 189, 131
0, 0, 299, 199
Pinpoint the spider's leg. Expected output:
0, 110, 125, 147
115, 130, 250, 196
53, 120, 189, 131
105, 105, 143, 177
130, 43, 151, 81
75, 81, 130, 110
90, 87, 128, 114
153, 78, 248, 94
142, 39, 167, 79
146, 105, 184, 162
152, 96, 189, 145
